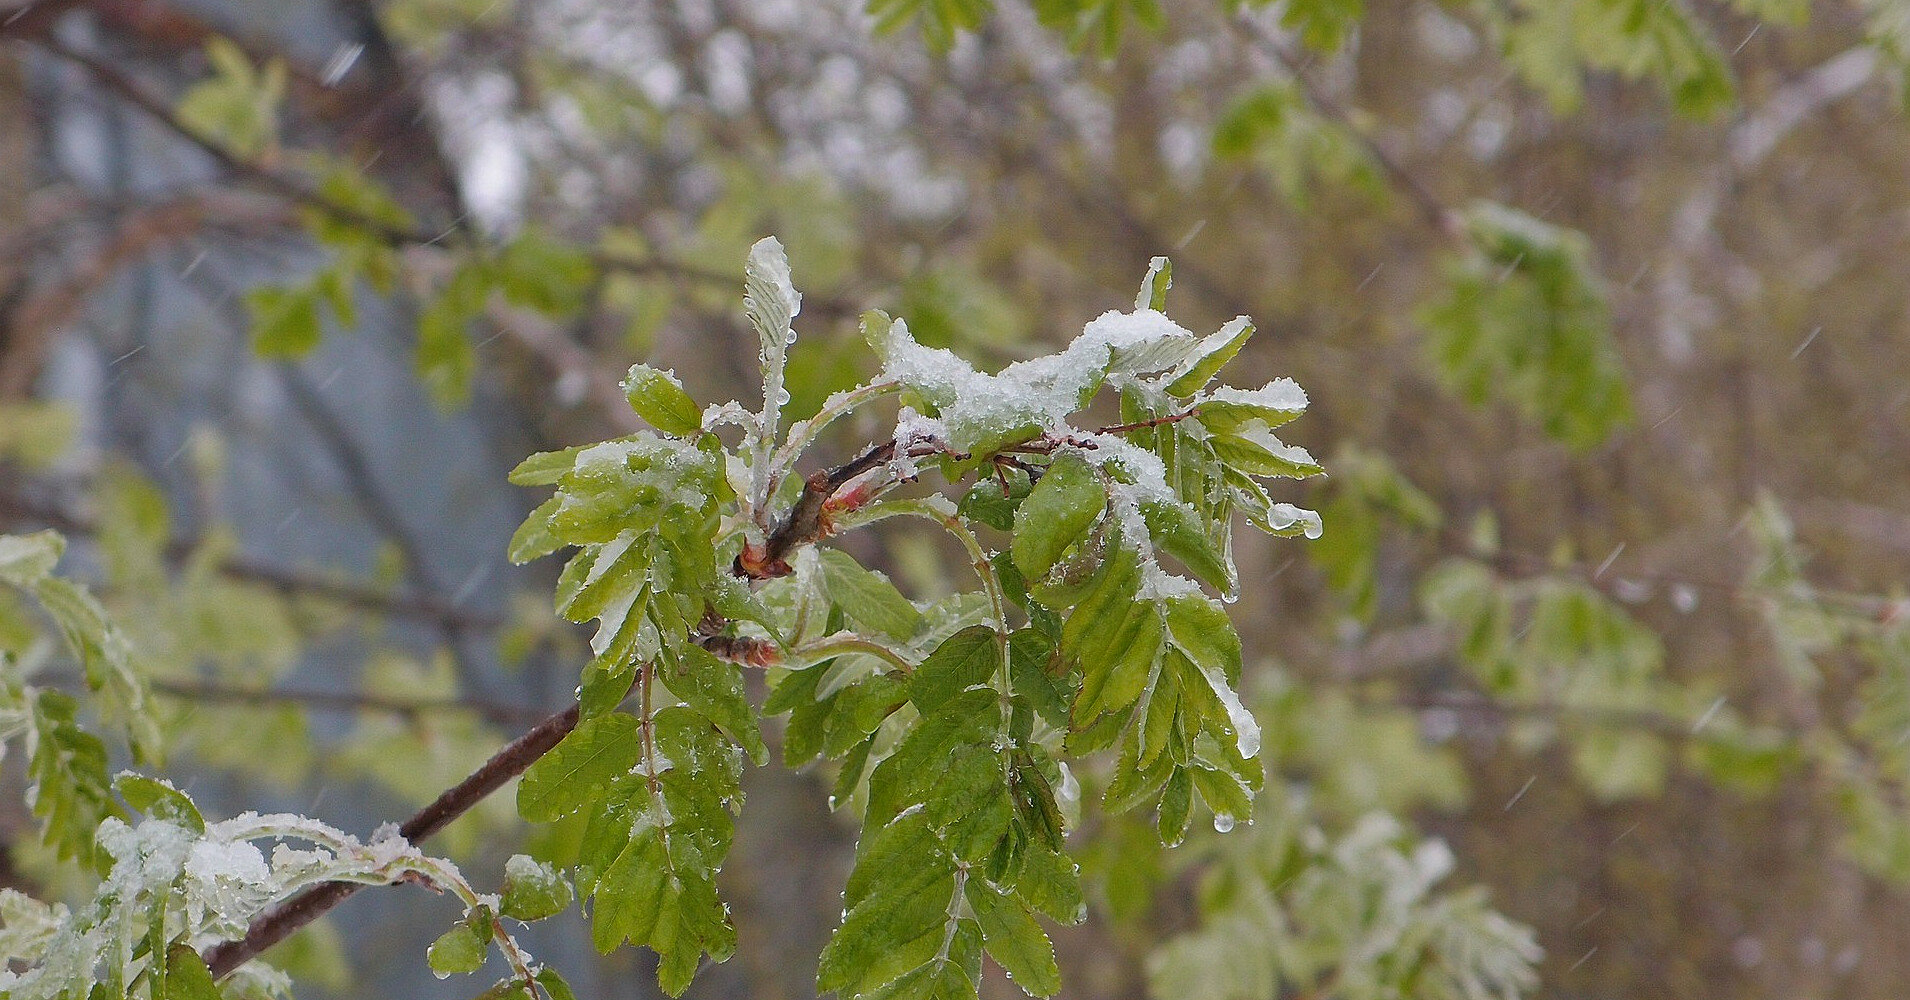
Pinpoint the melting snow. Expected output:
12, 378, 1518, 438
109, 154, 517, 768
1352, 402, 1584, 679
874, 309, 1195, 452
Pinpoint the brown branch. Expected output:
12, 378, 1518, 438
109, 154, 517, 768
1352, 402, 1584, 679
23, 32, 742, 289
733, 411, 1197, 582
0, 194, 292, 398
736, 440, 899, 580
202, 702, 582, 979
34, 668, 546, 725
1368, 688, 1701, 741
144, 676, 547, 727
1093, 409, 1201, 436
0, 489, 503, 631
24, 33, 437, 249
1235, 16, 1463, 241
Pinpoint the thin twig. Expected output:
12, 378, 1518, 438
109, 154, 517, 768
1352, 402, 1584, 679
32, 668, 544, 725
1235, 16, 1463, 241
24, 33, 740, 291
146, 676, 547, 727
738, 440, 902, 579
0, 488, 503, 630
275, 366, 488, 688
25, 34, 434, 249
202, 702, 582, 978
1364, 688, 1699, 740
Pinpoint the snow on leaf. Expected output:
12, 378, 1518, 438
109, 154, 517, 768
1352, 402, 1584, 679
872, 309, 1197, 454
744, 236, 801, 520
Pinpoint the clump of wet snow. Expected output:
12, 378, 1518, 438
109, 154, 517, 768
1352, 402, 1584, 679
872, 309, 1195, 452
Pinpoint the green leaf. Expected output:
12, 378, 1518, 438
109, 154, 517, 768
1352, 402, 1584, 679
911, 625, 1002, 714
0, 530, 63, 585
866, 688, 1004, 834
1009, 749, 1065, 853
535, 968, 581, 1000
771, 667, 830, 766
1073, 597, 1162, 722
622, 364, 704, 435
1188, 764, 1252, 829
661, 644, 767, 764
1163, 594, 1242, 686
932, 742, 1019, 861
1014, 847, 1086, 925
1419, 201, 1631, 451
518, 713, 641, 821
1208, 424, 1324, 479
1157, 767, 1193, 846
418, 261, 488, 410
965, 880, 1061, 996
960, 478, 1026, 532
246, 285, 322, 357
161, 943, 221, 1000
114, 774, 204, 834
0, 402, 77, 468
1505, 0, 1733, 118
1210, 83, 1382, 208
500, 854, 574, 921
869, 0, 993, 51
1191, 380, 1309, 433
578, 654, 637, 719
1689, 723, 1798, 797
507, 496, 566, 565
1162, 317, 1253, 397
174, 37, 283, 158
862, 958, 977, 1000
1105, 722, 1176, 814
1281, 0, 1365, 52
1571, 730, 1670, 801
1031, 0, 1166, 57
1013, 455, 1105, 581
587, 714, 740, 994
471, 982, 535, 1000
498, 227, 596, 316
820, 549, 923, 641
1135, 256, 1171, 311
820, 812, 960, 995
1141, 500, 1232, 592
1008, 629, 1069, 726
427, 918, 489, 976
508, 445, 589, 486
313, 264, 357, 329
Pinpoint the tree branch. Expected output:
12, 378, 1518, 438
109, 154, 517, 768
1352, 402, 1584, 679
22, 32, 742, 289
1235, 15, 1463, 241
0, 488, 503, 631
201, 702, 582, 978
146, 676, 548, 727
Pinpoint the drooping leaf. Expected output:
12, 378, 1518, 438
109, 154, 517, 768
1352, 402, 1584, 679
161, 942, 222, 1000
965, 880, 1061, 997
819, 811, 960, 996
426, 918, 490, 976
1012, 455, 1106, 581
661, 644, 767, 764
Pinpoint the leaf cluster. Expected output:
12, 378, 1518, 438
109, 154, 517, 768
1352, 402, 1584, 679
505, 243, 1326, 998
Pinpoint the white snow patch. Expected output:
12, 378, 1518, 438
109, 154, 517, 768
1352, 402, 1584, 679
874, 310, 1194, 452
1207, 378, 1309, 413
